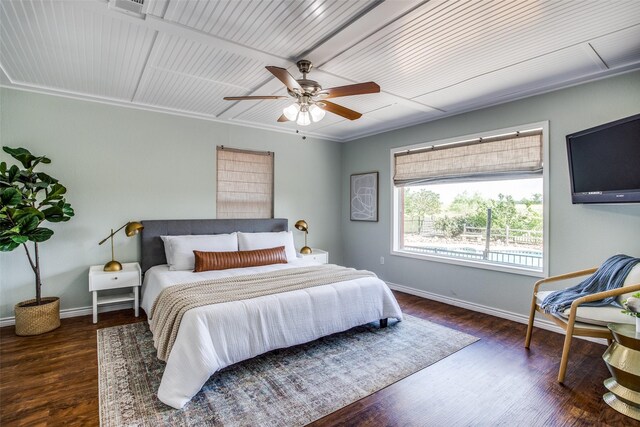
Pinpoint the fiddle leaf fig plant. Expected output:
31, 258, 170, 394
0, 146, 74, 305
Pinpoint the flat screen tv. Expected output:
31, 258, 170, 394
566, 113, 640, 204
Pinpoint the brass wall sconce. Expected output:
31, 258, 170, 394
98, 221, 144, 271
295, 219, 312, 254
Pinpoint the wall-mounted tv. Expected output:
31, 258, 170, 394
566, 113, 640, 204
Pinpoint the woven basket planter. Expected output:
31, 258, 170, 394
14, 297, 61, 336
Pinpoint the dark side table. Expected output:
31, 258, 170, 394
603, 323, 640, 421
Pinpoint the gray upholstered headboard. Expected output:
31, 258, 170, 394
140, 218, 289, 273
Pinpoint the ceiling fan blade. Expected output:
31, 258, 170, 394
320, 82, 380, 99
318, 101, 362, 120
266, 66, 302, 92
277, 114, 289, 122
224, 96, 288, 100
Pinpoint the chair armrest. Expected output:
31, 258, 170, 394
533, 267, 598, 294
571, 283, 640, 306
564, 282, 640, 328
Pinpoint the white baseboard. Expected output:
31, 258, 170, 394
0, 302, 135, 328
386, 282, 608, 345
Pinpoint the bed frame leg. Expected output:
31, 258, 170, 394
380, 318, 388, 328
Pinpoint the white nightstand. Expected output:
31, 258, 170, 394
89, 262, 141, 324
298, 248, 329, 264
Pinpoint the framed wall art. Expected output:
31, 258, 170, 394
350, 172, 378, 222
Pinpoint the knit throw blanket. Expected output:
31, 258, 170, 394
541, 254, 640, 315
149, 265, 376, 361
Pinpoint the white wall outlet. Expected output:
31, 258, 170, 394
380, 256, 385, 265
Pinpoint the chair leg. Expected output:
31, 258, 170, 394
525, 295, 537, 348
558, 321, 576, 383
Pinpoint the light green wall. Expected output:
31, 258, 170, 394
341, 71, 640, 317
2, 71, 640, 321
0, 88, 343, 318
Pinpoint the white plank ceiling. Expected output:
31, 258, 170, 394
1, 0, 639, 142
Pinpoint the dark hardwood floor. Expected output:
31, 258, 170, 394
0, 292, 636, 426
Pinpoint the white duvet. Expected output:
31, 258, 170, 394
141, 259, 403, 409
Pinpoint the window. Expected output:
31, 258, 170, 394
216, 146, 274, 219
391, 123, 548, 276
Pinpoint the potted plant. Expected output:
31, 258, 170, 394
0, 146, 74, 335
621, 292, 640, 332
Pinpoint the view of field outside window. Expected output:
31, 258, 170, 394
400, 177, 543, 270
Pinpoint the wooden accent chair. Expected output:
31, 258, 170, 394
525, 265, 640, 383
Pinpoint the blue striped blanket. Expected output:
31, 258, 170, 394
541, 254, 639, 314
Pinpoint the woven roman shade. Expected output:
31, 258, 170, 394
394, 130, 543, 187
216, 146, 274, 219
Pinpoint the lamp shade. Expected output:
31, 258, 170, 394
297, 109, 311, 126
125, 221, 144, 237
283, 103, 300, 121
295, 219, 308, 232
309, 104, 325, 122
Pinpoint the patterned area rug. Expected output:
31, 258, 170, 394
98, 314, 478, 426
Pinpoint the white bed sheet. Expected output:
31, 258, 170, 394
141, 260, 403, 409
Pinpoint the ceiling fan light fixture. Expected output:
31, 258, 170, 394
297, 108, 311, 126
283, 103, 300, 121
309, 104, 325, 122
225, 60, 378, 125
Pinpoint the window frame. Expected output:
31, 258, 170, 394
389, 121, 549, 278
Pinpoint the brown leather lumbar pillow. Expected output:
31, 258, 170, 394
193, 246, 288, 272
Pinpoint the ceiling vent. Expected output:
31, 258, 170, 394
109, 0, 146, 18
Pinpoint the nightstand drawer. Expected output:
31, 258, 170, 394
299, 249, 328, 264
89, 270, 139, 291
305, 253, 327, 263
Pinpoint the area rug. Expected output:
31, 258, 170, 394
98, 314, 478, 426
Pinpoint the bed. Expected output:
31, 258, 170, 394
139, 219, 403, 409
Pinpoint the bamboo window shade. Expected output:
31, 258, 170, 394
216, 146, 274, 219
394, 130, 543, 187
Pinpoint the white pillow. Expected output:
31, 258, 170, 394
617, 263, 640, 305
238, 231, 297, 262
161, 233, 238, 271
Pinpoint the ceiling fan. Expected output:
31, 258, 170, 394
223, 59, 380, 126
